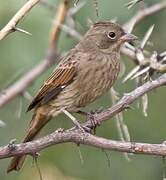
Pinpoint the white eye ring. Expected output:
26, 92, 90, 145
108, 31, 116, 39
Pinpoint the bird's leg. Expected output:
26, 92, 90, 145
77, 108, 102, 133
61, 109, 90, 132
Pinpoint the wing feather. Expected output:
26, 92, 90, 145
27, 56, 77, 111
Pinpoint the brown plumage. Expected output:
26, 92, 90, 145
7, 21, 137, 173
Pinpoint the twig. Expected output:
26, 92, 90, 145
49, 0, 70, 50
0, 0, 41, 40
0, 73, 166, 159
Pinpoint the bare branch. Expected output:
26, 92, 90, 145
0, 0, 41, 40
49, 0, 70, 50
0, 125, 166, 159
0, 73, 166, 159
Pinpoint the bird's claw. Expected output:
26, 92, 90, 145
86, 110, 102, 134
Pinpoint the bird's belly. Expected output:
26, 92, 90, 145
74, 61, 120, 107
49, 84, 80, 112
49, 59, 120, 111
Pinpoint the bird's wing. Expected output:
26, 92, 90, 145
27, 53, 78, 111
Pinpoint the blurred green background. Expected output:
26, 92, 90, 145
0, 0, 166, 180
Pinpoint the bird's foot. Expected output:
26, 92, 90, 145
62, 109, 90, 133
74, 120, 91, 133
88, 107, 103, 126
86, 111, 101, 134
77, 108, 103, 133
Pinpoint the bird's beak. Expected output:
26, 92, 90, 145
120, 32, 138, 42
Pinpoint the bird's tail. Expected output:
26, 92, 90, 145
7, 106, 53, 173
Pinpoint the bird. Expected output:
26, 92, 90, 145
7, 21, 137, 173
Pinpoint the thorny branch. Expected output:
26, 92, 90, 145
122, 0, 166, 83
0, 0, 71, 107
0, 73, 166, 158
0, 0, 166, 162
122, 0, 166, 59
0, 0, 41, 40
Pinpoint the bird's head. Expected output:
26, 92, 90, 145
81, 21, 137, 54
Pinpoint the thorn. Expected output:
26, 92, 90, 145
160, 51, 166, 57
135, 48, 145, 63
140, 24, 155, 49
130, 66, 150, 80
14, 27, 32, 36
69, 0, 86, 15
125, 0, 143, 9
124, 42, 136, 51
123, 66, 140, 83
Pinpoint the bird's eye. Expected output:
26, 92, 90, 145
108, 31, 116, 39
